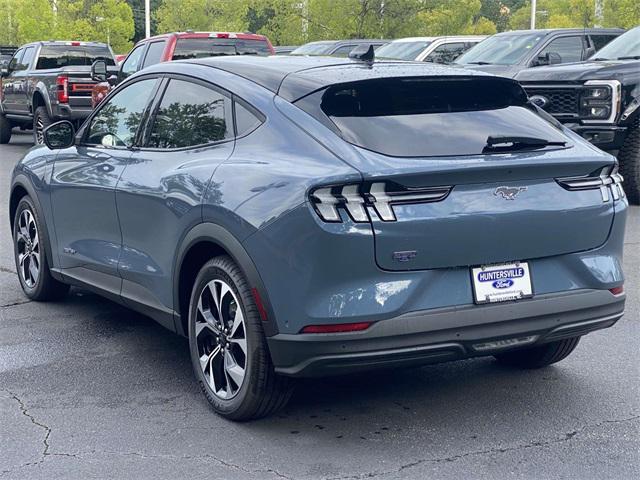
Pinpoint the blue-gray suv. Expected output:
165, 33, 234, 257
9, 55, 627, 420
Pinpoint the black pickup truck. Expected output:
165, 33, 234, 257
0, 41, 117, 144
517, 26, 640, 204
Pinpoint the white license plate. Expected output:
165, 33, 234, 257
471, 262, 533, 304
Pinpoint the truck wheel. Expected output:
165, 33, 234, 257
494, 337, 580, 369
33, 106, 53, 145
0, 113, 12, 144
618, 124, 640, 205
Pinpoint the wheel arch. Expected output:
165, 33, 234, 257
173, 223, 278, 338
9, 176, 56, 271
32, 83, 53, 117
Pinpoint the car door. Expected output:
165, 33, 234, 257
12, 46, 36, 114
2, 48, 24, 113
115, 76, 235, 322
50, 76, 160, 298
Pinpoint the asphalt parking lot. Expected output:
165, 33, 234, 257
0, 131, 638, 480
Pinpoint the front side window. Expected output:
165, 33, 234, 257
8, 49, 24, 72
85, 78, 158, 148
456, 32, 544, 65
19, 47, 36, 70
142, 41, 166, 68
146, 79, 230, 149
537, 36, 585, 64
121, 44, 146, 78
425, 43, 466, 63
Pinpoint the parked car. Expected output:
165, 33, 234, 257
0, 41, 117, 144
274, 45, 298, 55
91, 31, 275, 107
0, 45, 18, 65
114, 54, 127, 64
376, 36, 486, 63
290, 39, 388, 57
517, 26, 640, 204
10, 54, 627, 420
455, 28, 623, 78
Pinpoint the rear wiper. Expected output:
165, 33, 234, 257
616, 56, 640, 60
483, 135, 566, 153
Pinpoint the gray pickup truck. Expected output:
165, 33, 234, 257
0, 41, 117, 144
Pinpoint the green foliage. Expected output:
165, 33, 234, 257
1, 0, 134, 52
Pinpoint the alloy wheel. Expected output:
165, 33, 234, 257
195, 279, 248, 399
16, 209, 41, 288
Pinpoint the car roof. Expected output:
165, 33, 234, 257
496, 28, 624, 36
389, 36, 486, 43
180, 55, 490, 102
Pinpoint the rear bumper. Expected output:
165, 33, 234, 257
267, 289, 624, 377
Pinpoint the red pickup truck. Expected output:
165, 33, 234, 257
92, 31, 275, 107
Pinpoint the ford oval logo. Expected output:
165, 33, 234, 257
493, 279, 514, 289
529, 95, 549, 109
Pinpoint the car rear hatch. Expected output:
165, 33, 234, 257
304, 75, 621, 271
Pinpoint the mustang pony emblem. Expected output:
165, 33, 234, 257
494, 186, 527, 200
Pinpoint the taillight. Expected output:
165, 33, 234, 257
300, 322, 372, 334
609, 286, 624, 296
556, 165, 624, 202
56, 75, 69, 103
309, 182, 451, 223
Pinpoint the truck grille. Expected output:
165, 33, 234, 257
523, 87, 580, 116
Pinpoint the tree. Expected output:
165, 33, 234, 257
155, 0, 249, 33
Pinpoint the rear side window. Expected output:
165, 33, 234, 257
142, 41, 166, 68
36, 45, 115, 69
235, 101, 263, 136
20, 47, 36, 69
172, 38, 270, 60
297, 77, 568, 158
590, 34, 618, 51
425, 42, 466, 63
146, 79, 231, 149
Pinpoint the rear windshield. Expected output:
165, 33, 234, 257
36, 45, 115, 69
172, 38, 270, 60
376, 41, 432, 60
296, 77, 569, 157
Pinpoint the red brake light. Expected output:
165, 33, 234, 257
216, 33, 230, 38
609, 286, 624, 296
56, 75, 69, 103
301, 322, 373, 334
70, 42, 81, 46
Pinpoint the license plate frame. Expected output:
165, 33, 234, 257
471, 261, 533, 305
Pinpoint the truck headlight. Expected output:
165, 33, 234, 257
580, 80, 621, 124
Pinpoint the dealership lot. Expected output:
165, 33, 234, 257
0, 132, 638, 479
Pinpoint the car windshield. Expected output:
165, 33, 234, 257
35, 45, 115, 69
590, 27, 640, 60
172, 38, 271, 60
455, 32, 544, 65
290, 42, 335, 55
376, 41, 432, 60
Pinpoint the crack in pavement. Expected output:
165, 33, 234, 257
1, 391, 57, 475
0, 267, 17, 275
0, 299, 31, 308
327, 414, 640, 480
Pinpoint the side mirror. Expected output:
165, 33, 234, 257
536, 51, 562, 66
43, 121, 75, 150
91, 59, 108, 82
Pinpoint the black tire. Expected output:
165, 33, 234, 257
33, 106, 53, 145
494, 337, 580, 369
0, 113, 12, 144
188, 255, 293, 421
618, 124, 640, 205
13, 196, 70, 301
